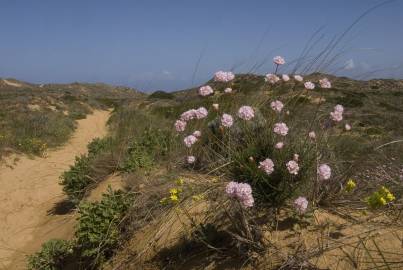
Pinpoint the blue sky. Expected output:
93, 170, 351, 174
0, 0, 402, 91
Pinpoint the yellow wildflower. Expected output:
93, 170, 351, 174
175, 178, 184, 185
170, 194, 179, 202
345, 179, 356, 192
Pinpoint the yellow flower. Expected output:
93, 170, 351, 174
379, 197, 387, 206
175, 178, 184, 185
345, 179, 356, 192
169, 188, 178, 195
385, 192, 395, 202
170, 194, 179, 202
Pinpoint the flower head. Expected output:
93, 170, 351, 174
275, 142, 284, 149
225, 181, 255, 208
334, 104, 344, 113
318, 164, 331, 180
273, 122, 289, 136
174, 120, 186, 132
308, 131, 316, 140
319, 78, 331, 88
345, 123, 351, 131
221, 113, 234, 128
195, 107, 208, 119
304, 81, 315, 90
180, 109, 197, 121
258, 158, 275, 175
193, 130, 202, 137
273, 56, 285, 65
183, 135, 197, 148
265, 73, 280, 84
294, 197, 308, 214
186, 155, 196, 164
293, 154, 299, 161
214, 71, 235, 82
330, 111, 343, 122
238, 106, 255, 120
212, 103, 219, 111
282, 74, 290, 81
294, 75, 303, 82
199, 85, 214, 96
345, 179, 356, 192
270, 100, 284, 113
224, 87, 233, 93
286, 160, 300, 175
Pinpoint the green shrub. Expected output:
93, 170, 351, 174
27, 239, 73, 270
87, 137, 112, 157
60, 155, 92, 204
148, 90, 174, 99
75, 188, 133, 265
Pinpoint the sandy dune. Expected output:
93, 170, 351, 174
0, 110, 110, 269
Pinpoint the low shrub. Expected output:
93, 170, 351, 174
27, 239, 74, 270
75, 188, 133, 266
149, 90, 174, 99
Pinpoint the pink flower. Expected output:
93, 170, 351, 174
318, 164, 331, 180
265, 73, 280, 84
275, 142, 284, 149
294, 75, 304, 82
270, 100, 284, 113
225, 181, 238, 197
258, 158, 275, 175
224, 87, 232, 93
282, 74, 290, 81
214, 71, 235, 82
225, 182, 254, 208
273, 122, 289, 136
286, 160, 300, 175
308, 131, 316, 139
221, 113, 234, 128
212, 103, 219, 111
273, 56, 285, 65
199, 85, 214, 96
304, 81, 315, 90
345, 123, 351, 131
294, 196, 308, 214
330, 111, 343, 122
334, 104, 344, 113
193, 130, 202, 137
319, 78, 331, 88
238, 106, 255, 120
195, 107, 208, 119
174, 120, 186, 132
183, 135, 197, 148
186, 156, 196, 164
180, 109, 197, 121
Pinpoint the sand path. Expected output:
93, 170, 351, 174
0, 110, 111, 269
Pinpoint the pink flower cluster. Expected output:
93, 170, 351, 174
225, 181, 254, 208
270, 100, 284, 113
286, 160, 300, 175
186, 155, 196, 164
273, 56, 285, 65
330, 104, 344, 122
304, 81, 315, 90
275, 142, 284, 149
294, 196, 308, 214
238, 106, 255, 120
214, 71, 235, 82
282, 74, 290, 81
258, 158, 274, 175
193, 130, 201, 137
174, 120, 187, 132
199, 85, 214, 96
224, 87, 232, 93
319, 78, 331, 88
183, 135, 197, 148
265, 73, 280, 84
308, 131, 316, 140
273, 122, 289, 136
195, 107, 208, 119
221, 113, 234, 128
318, 164, 331, 180
294, 75, 303, 82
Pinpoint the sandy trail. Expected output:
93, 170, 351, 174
0, 110, 111, 269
